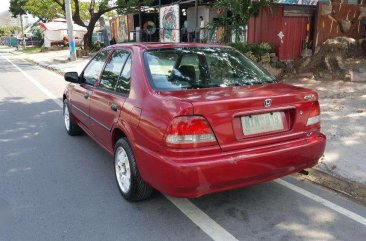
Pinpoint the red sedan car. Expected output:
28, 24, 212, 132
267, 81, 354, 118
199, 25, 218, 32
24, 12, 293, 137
63, 43, 326, 201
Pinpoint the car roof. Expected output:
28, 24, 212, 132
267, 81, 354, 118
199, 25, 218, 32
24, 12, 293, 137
105, 42, 231, 50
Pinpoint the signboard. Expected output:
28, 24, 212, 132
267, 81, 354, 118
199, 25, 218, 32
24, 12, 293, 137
274, 0, 318, 5
160, 4, 180, 43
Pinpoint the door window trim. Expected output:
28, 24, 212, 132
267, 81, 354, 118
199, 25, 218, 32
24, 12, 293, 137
115, 54, 132, 97
95, 48, 132, 97
80, 49, 112, 87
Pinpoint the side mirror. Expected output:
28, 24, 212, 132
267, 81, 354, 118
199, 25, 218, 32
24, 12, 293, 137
64, 72, 80, 83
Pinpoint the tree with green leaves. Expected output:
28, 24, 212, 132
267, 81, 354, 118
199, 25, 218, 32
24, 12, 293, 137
210, 0, 271, 43
13, 0, 145, 49
9, 0, 27, 17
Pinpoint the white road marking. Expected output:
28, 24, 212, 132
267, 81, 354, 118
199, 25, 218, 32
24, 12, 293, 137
275, 179, 366, 226
3, 53, 366, 240
166, 196, 239, 241
0, 54, 63, 108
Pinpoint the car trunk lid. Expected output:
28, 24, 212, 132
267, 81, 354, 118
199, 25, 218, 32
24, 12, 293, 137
159, 83, 318, 151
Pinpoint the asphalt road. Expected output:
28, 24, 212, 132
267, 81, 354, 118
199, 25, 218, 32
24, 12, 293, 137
0, 50, 365, 241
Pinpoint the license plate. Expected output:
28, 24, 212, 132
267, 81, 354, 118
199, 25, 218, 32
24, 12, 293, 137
241, 112, 284, 135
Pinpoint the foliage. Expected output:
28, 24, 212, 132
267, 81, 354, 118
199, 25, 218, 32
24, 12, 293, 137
9, 0, 27, 17
210, 0, 271, 43
23, 0, 63, 21
230, 42, 273, 63
0, 25, 22, 36
22, 0, 92, 22
32, 27, 43, 40
89, 41, 102, 51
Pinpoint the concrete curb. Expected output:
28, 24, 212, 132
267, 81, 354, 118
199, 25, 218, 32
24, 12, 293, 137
25, 58, 66, 76
295, 168, 366, 206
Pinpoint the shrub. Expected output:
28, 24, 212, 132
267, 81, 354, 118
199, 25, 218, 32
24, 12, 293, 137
230, 42, 273, 63
245, 51, 258, 62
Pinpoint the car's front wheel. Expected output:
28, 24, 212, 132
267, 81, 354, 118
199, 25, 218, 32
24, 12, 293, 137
63, 99, 82, 136
114, 138, 153, 201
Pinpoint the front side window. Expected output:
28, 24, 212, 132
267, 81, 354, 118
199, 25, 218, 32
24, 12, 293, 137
99, 50, 129, 91
144, 47, 277, 91
83, 51, 109, 86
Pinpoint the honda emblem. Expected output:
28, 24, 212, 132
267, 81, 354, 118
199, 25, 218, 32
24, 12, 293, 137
264, 99, 272, 108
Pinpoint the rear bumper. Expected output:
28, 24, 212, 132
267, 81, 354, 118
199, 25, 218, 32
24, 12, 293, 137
135, 134, 326, 198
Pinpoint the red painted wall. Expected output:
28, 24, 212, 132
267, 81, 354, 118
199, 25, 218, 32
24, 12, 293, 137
248, 6, 309, 61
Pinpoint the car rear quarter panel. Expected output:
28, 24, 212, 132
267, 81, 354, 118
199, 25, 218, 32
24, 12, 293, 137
112, 47, 195, 181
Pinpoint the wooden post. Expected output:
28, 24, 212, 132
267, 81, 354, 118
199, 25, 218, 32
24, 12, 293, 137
195, 0, 198, 42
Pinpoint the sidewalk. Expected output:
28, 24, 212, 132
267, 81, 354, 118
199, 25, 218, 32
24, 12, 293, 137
285, 77, 366, 186
3, 46, 365, 188
3, 46, 91, 75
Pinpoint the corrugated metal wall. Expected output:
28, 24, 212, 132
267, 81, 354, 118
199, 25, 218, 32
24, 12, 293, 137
248, 5, 310, 61
314, 3, 366, 47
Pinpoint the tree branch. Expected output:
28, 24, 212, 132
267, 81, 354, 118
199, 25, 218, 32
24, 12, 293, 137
89, 0, 96, 16
98, 6, 119, 16
52, 0, 63, 7
52, 0, 65, 12
72, 0, 86, 27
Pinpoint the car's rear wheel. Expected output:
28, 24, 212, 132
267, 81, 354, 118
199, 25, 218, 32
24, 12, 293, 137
114, 138, 153, 201
63, 99, 82, 136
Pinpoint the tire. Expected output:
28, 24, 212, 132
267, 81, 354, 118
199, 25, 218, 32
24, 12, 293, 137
63, 99, 82, 136
114, 138, 153, 201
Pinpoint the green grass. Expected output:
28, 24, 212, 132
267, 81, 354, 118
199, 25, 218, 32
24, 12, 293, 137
21, 47, 42, 54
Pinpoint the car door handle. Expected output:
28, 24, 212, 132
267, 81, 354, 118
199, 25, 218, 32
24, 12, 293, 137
111, 103, 118, 112
84, 92, 89, 99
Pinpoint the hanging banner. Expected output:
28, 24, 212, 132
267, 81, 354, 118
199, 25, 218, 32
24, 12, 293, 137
118, 15, 129, 42
160, 4, 180, 43
110, 17, 118, 41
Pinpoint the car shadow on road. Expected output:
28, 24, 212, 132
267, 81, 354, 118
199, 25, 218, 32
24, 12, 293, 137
0, 97, 209, 241
1, 97, 364, 241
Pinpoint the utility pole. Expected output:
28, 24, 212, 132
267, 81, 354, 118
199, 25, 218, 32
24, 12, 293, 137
19, 15, 25, 48
65, 0, 77, 61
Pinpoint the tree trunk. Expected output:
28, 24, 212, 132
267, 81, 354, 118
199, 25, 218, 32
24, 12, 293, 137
83, 17, 98, 50
83, 29, 92, 51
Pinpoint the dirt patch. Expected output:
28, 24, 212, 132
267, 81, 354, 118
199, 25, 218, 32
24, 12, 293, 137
291, 37, 366, 80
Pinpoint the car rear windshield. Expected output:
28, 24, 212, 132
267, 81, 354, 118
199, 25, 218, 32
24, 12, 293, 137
144, 47, 277, 91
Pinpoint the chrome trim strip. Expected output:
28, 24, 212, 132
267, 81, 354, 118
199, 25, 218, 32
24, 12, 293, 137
90, 116, 111, 131
72, 104, 110, 131
72, 104, 88, 117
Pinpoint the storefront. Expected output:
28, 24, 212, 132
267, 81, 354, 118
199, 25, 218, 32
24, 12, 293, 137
109, 0, 218, 43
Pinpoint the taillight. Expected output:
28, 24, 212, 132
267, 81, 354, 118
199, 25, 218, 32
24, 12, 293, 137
306, 101, 321, 127
165, 116, 217, 148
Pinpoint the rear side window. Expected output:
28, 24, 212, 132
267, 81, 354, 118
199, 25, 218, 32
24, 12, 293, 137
99, 50, 129, 91
116, 56, 131, 96
83, 51, 109, 86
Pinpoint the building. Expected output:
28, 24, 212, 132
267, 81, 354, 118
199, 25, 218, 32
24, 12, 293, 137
108, 0, 366, 61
